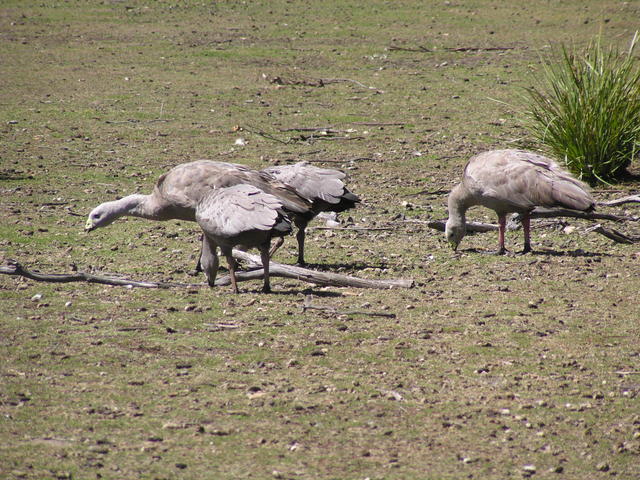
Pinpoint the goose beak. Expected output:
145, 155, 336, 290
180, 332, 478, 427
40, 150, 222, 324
448, 240, 458, 252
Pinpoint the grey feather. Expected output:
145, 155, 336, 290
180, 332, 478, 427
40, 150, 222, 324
446, 149, 595, 252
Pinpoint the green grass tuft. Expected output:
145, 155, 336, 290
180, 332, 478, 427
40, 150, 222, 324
524, 33, 640, 184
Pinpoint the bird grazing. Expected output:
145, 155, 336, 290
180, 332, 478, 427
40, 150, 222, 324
262, 161, 360, 265
196, 184, 292, 293
445, 149, 595, 254
85, 160, 310, 232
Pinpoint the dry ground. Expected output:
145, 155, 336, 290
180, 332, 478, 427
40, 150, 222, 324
1, 1, 639, 479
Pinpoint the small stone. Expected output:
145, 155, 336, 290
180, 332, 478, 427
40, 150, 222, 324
522, 464, 536, 473
596, 462, 609, 472
31, 293, 43, 302
64, 301, 72, 308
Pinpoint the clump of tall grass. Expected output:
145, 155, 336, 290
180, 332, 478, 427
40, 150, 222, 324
524, 33, 640, 184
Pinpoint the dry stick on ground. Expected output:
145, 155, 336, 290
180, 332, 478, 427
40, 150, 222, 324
304, 157, 374, 164
597, 195, 640, 207
0, 262, 185, 288
350, 121, 406, 126
1, 258, 414, 290
388, 45, 515, 53
425, 218, 637, 244
407, 188, 450, 196
584, 224, 638, 244
241, 125, 290, 145
425, 204, 639, 244
524, 207, 635, 222
308, 226, 393, 232
302, 295, 397, 318
217, 250, 414, 289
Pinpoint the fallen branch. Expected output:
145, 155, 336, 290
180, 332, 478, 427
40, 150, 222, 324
388, 45, 515, 53
308, 226, 393, 232
304, 157, 374, 164
350, 121, 406, 126
278, 127, 353, 134
584, 224, 638, 244
597, 195, 640, 207
407, 188, 450, 196
526, 207, 635, 222
0, 262, 186, 288
446, 46, 515, 52
219, 250, 414, 289
242, 125, 290, 145
297, 134, 364, 142
302, 295, 396, 318
423, 219, 498, 233
388, 45, 432, 53
426, 217, 638, 244
263, 74, 381, 92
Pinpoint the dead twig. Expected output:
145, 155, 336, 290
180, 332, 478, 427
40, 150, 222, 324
584, 224, 638, 244
426, 215, 638, 244
446, 46, 515, 52
407, 188, 450, 197
307, 226, 393, 232
423, 219, 498, 233
388, 45, 515, 53
302, 295, 396, 318
220, 250, 414, 289
0, 261, 188, 288
242, 125, 290, 145
597, 195, 640, 207
527, 207, 635, 223
350, 121, 406, 126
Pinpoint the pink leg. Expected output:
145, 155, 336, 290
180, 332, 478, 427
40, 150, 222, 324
498, 214, 507, 255
522, 213, 532, 253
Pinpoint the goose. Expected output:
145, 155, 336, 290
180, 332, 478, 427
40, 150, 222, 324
262, 161, 360, 265
445, 149, 595, 254
196, 184, 291, 293
85, 160, 310, 232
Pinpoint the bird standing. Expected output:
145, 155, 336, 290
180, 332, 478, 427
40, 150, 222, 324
262, 161, 360, 265
445, 149, 595, 254
196, 184, 292, 293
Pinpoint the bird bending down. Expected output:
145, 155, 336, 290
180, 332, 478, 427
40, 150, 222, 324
445, 149, 595, 254
262, 161, 360, 265
85, 160, 310, 231
85, 160, 311, 274
196, 184, 292, 293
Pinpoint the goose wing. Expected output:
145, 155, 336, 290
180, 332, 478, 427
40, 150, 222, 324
263, 162, 348, 204
464, 150, 594, 212
196, 184, 285, 238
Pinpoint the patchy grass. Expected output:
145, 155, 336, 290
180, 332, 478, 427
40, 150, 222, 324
1, 1, 640, 479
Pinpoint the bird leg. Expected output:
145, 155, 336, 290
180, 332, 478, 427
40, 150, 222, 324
223, 250, 240, 294
295, 227, 306, 266
294, 218, 309, 266
497, 214, 507, 255
268, 236, 285, 258
200, 236, 219, 287
521, 213, 532, 254
260, 244, 271, 293
193, 234, 204, 275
